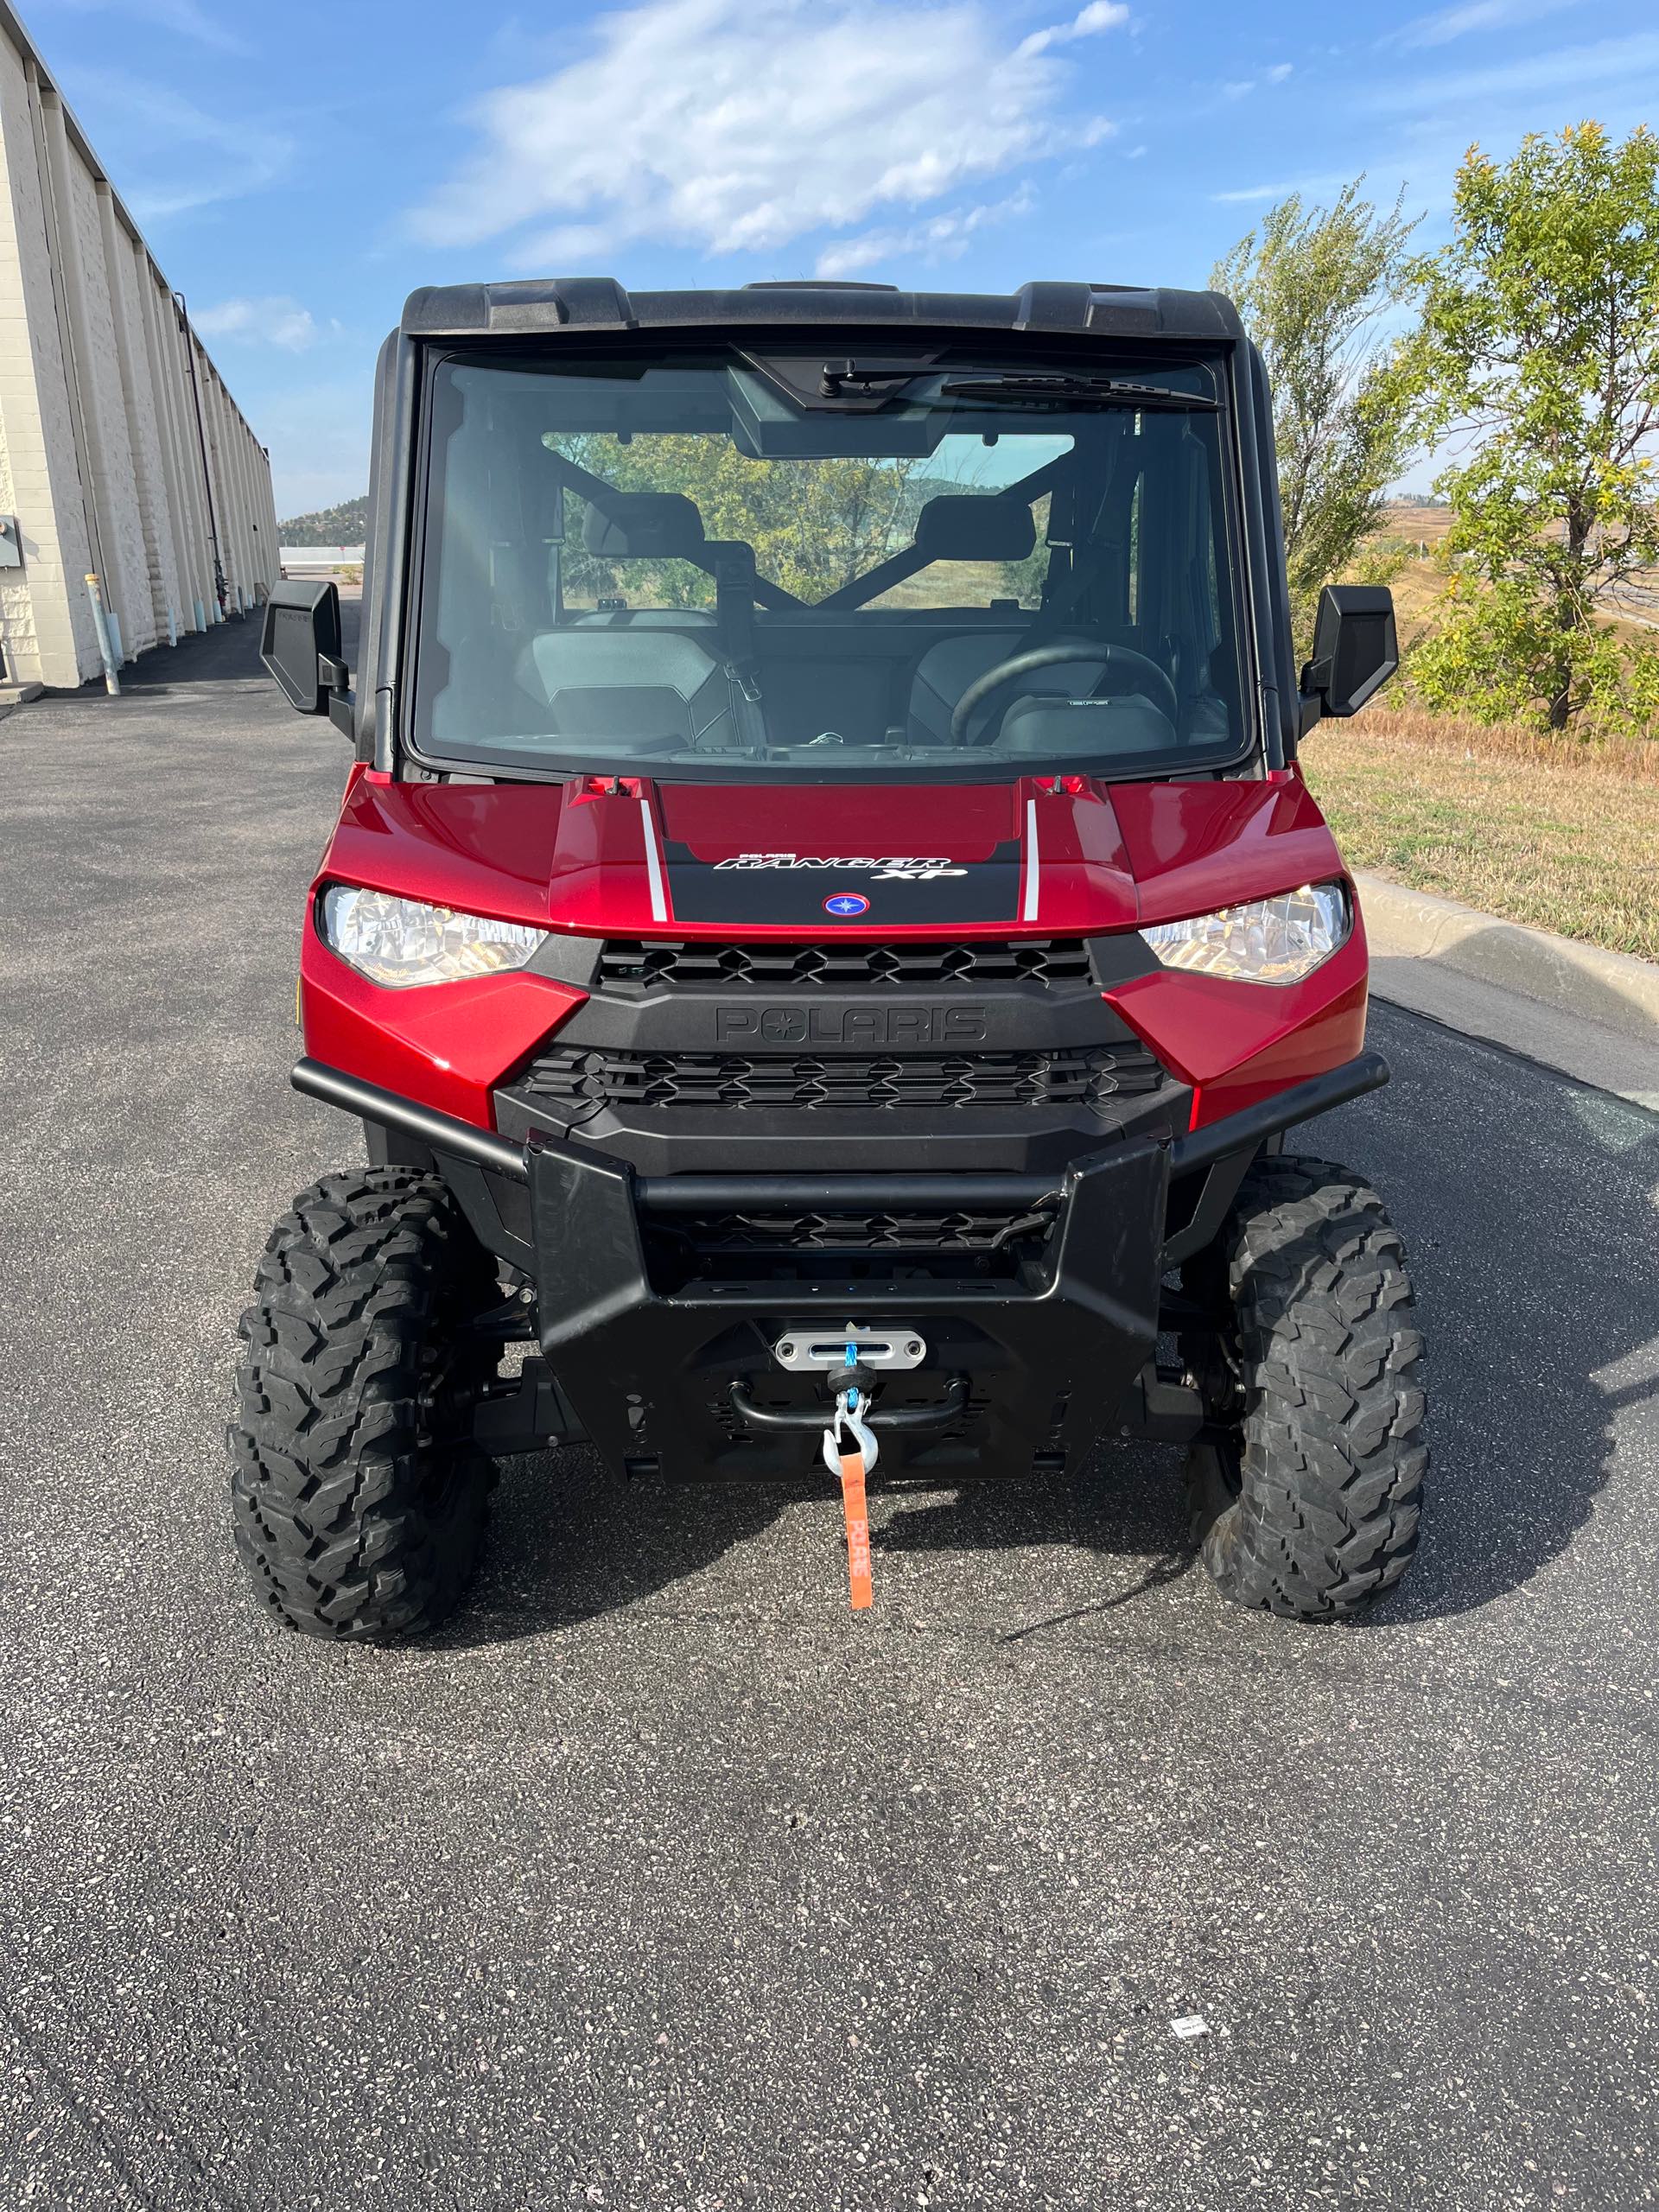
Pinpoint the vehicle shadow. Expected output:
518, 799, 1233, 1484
438, 1430, 1194, 1649
1313, 1011, 1659, 1629
436, 1456, 1192, 1649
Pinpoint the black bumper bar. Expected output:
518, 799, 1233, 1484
292, 1058, 531, 1178
290, 1050, 1390, 1200
1168, 1049, 1389, 1172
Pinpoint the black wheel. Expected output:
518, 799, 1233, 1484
1179, 1155, 1427, 1620
229, 1168, 500, 1643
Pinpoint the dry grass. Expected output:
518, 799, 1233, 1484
1344, 701, 1659, 780
1301, 703, 1659, 962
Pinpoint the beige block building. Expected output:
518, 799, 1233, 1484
0, 1, 276, 690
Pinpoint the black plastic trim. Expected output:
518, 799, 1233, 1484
638, 1172, 1061, 1212
526, 931, 604, 988
495, 1087, 1185, 1175
399, 279, 1246, 346
728, 1377, 969, 1432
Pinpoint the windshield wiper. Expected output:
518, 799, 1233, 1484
938, 373, 1217, 410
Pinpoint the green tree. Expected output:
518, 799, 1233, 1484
1389, 123, 1659, 732
1213, 181, 1418, 652
278, 493, 368, 545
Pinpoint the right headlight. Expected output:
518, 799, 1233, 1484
1139, 882, 1351, 986
318, 885, 547, 988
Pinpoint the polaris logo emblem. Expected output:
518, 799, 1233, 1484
715, 852, 969, 881
715, 1005, 989, 1046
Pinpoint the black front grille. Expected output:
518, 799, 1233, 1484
667, 1206, 1057, 1252
596, 938, 1095, 994
520, 1039, 1162, 1114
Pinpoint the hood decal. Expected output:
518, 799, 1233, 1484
1021, 798, 1041, 924
661, 839, 1024, 925
639, 797, 670, 922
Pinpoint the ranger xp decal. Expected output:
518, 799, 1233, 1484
664, 840, 1026, 925
715, 854, 969, 881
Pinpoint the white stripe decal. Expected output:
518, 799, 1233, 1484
1021, 796, 1040, 922
639, 797, 669, 922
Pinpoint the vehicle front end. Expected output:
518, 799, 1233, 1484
238, 276, 1422, 1639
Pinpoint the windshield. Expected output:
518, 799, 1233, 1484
410, 345, 1250, 782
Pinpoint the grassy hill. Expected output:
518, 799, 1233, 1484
278, 495, 368, 545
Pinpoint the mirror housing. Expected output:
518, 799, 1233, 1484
260, 578, 353, 736
1298, 584, 1399, 736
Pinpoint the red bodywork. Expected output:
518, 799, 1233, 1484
301, 766, 1369, 1135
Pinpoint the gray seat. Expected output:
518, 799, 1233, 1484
515, 623, 738, 748
899, 494, 1114, 743
513, 493, 744, 751
997, 696, 1174, 754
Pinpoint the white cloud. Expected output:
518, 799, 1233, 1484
1223, 61, 1293, 99
194, 296, 324, 352
1211, 172, 1355, 206
41, 0, 252, 54
1387, 0, 1586, 52
64, 71, 292, 219
1016, 0, 1129, 59
1363, 28, 1659, 109
814, 188, 1036, 278
410, 0, 1125, 266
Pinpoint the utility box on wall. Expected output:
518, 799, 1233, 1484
0, 517, 22, 569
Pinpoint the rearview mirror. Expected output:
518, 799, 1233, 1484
1299, 584, 1398, 734
260, 578, 353, 736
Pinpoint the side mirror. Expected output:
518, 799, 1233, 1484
260, 578, 353, 737
1298, 584, 1398, 735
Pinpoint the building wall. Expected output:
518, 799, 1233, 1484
0, 4, 276, 689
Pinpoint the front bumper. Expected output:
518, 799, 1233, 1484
291, 1049, 1389, 1481
526, 1131, 1167, 1479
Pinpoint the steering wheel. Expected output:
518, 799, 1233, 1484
949, 638, 1180, 743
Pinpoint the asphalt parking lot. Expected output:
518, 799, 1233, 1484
3, 611, 1657, 2211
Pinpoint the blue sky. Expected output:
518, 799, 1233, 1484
29, 0, 1659, 518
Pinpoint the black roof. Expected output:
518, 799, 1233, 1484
399, 276, 1243, 346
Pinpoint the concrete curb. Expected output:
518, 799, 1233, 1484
1354, 873, 1659, 1045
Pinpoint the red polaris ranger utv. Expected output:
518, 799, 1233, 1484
238, 276, 1426, 1638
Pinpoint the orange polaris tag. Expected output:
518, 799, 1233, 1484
838, 1448, 874, 1611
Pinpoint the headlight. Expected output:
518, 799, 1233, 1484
319, 886, 547, 988
1139, 882, 1351, 985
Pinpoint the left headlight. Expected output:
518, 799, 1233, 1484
319, 886, 547, 989
1139, 882, 1351, 986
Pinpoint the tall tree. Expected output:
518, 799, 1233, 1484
1213, 181, 1418, 650
1390, 123, 1659, 732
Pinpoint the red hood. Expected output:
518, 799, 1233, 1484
323, 769, 1345, 937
